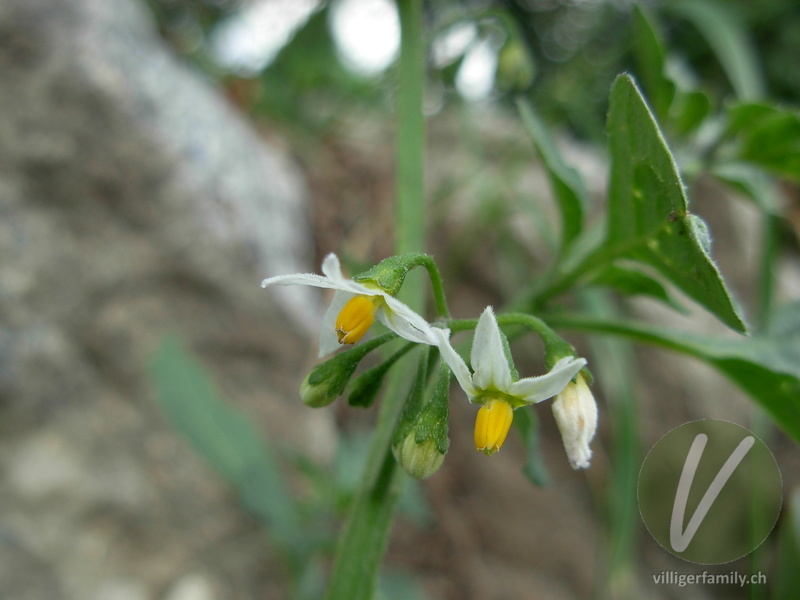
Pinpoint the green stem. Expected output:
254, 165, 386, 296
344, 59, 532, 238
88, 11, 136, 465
757, 213, 779, 331
324, 1, 425, 598
749, 210, 779, 600
405, 254, 449, 317
540, 314, 703, 356
578, 291, 640, 600
444, 313, 575, 366
512, 229, 655, 311
394, 0, 425, 277
323, 370, 410, 600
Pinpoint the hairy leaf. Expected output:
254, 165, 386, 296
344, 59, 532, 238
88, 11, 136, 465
607, 74, 746, 332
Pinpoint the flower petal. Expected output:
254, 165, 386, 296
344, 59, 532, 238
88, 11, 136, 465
507, 356, 587, 405
471, 307, 513, 393
320, 253, 388, 296
379, 295, 438, 346
433, 328, 479, 400
318, 290, 355, 358
321, 253, 345, 282
260, 272, 342, 290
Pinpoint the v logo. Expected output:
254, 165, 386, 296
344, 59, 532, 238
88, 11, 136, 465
670, 433, 755, 552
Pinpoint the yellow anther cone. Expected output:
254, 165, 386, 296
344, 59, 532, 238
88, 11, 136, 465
474, 398, 514, 455
335, 295, 378, 345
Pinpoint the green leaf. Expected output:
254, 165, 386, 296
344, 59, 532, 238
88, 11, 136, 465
517, 97, 587, 252
774, 489, 800, 600
606, 74, 747, 332
711, 162, 781, 214
546, 304, 800, 444
148, 337, 299, 545
513, 408, 551, 487
631, 4, 675, 121
671, 90, 711, 137
668, 0, 764, 100
589, 265, 685, 312
727, 103, 800, 183
378, 571, 432, 600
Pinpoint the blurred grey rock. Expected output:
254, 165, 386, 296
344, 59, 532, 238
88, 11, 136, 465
163, 573, 216, 600
0, 0, 317, 599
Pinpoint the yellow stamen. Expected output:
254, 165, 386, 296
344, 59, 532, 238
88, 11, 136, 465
474, 398, 514, 455
335, 295, 378, 345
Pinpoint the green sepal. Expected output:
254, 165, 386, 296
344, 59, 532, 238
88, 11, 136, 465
392, 353, 430, 447
352, 253, 433, 296
347, 343, 415, 408
303, 333, 396, 407
497, 326, 520, 383
411, 366, 451, 455
392, 362, 451, 455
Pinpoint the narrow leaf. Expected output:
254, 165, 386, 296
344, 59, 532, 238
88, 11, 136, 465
513, 408, 551, 487
547, 304, 800, 444
149, 337, 299, 543
517, 97, 587, 252
727, 102, 800, 183
669, 0, 764, 100
774, 489, 800, 600
631, 4, 675, 121
671, 90, 710, 137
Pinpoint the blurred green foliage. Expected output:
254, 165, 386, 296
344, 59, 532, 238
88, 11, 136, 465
149, 337, 432, 600
144, 1, 800, 598
146, 0, 800, 139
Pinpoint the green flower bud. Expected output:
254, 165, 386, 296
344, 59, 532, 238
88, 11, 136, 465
299, 371, 340, 408
394, 433, 445, 480
299, 346, 368, 408
392, 364, 451, 479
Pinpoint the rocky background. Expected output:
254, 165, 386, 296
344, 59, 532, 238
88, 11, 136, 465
1, 1, 799, 600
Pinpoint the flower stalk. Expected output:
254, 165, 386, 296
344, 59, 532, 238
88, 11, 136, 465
324, 1, 426, 598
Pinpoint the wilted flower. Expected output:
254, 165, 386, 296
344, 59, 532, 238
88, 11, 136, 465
552, 373, 598, 469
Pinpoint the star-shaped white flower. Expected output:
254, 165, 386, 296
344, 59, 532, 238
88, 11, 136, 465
261, 253, 438, 357
433, 306, 587, 455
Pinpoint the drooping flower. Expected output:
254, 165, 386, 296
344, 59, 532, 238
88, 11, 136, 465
261, 253, 438, 357
551, 373, 598, 469
434, 307, 587, 456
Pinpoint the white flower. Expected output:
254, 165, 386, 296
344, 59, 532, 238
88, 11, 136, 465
261, 253, 438, 357
433, 306, 586, 455
552, 373, 598, 469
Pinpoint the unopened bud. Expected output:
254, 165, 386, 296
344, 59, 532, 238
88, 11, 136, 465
392, 364, 451, 479
395, 433, 445, 480
299, 349, 364, 408
299, 372, 339, 408
551, 373, 598, 469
